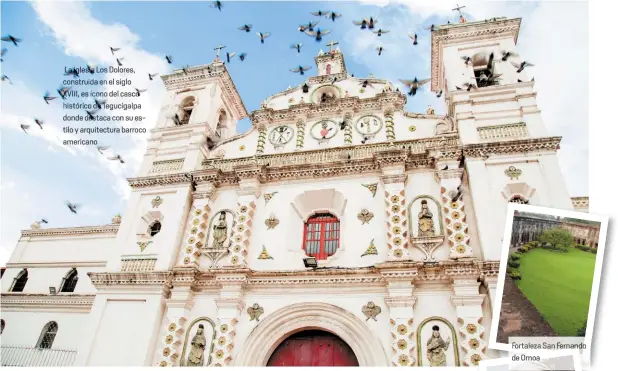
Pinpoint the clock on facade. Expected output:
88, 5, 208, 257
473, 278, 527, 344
310, 120, 338, 142
269, 125, 294, 147
355, 115, 383, 137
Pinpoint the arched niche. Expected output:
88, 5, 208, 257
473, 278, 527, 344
291, 189, 347, 223
205, 209, 236, 250
416, 316, 461, 367
234, 302, 388, 366
137, 210, 164, 239
501, 183, 536, 204
215, 109, 230, 140
179, 317, 217, 366
409, 195, 444, 238
179, 96, 196, 125
310, 84, 343, 104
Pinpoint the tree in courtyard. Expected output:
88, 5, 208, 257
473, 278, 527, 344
537, 228, 574, 251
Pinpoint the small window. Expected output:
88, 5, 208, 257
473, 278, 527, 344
509, 196, 529, 205
11, 269, 28, 292
36, 321, 58, 349
60, 268, 79, 293
149, 221, 162, 237
179, 97, 195, 125
303, 213, 340, 260
1, 319, 5, 335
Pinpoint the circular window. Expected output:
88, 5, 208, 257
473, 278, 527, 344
149, 221, 162, 237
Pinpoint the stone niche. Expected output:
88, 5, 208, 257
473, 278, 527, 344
416, 317, 461, 367
205, 209, 236, 249
179, 317, 216, 366
409, 196, 444, 238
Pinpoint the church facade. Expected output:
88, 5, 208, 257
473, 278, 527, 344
1, 18, 582, 367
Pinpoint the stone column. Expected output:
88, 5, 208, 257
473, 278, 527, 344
157, 286, 195, 367
384, 108, 396, 141
296, 119, 306, 149
435, 164, 473, 259
256, 125, 266, 154
451, 279, 486, 367
179, 183, 216, 266
482, 276, 499, 313
343, 113, 353, 145
211, 272, 248, 366
226, 166, 262, 267
382, 268, 417, 366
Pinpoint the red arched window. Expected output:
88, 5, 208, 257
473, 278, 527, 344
303, 213, 340, 260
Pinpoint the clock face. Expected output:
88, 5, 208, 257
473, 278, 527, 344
268, 125, 294, 146
355, 115, 383, 136
310, 120, 338, 140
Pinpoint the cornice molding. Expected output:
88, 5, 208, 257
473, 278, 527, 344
5, 261, 107, 269
0, 293, 95, 313
463, 136, 561, 158
21, 224, 119, 238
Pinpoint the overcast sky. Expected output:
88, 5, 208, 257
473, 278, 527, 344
0, 0, 588, 265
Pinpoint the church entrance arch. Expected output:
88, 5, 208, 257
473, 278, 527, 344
234, 302, 388, 366
267, 330, 358, 366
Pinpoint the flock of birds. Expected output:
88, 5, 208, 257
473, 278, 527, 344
1, 1, 536, 220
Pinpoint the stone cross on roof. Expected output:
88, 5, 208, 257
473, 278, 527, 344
452, 4, 467, 23
326, 41, 339, 53
213, 44, 226, 61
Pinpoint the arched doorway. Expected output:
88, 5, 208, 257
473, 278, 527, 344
267, 330, 359, 367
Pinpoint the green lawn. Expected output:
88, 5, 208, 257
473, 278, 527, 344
515, 247, 596, 336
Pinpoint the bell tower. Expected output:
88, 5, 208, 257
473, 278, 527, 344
310, 41, 348, 84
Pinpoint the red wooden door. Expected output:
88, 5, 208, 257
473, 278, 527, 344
267, 330, 359, 367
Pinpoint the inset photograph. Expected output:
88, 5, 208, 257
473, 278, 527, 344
490, 204, 608, 354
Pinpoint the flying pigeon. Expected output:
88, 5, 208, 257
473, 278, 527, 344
461, 56, 472, 65
327, 11, 342, 21
1, 48, 7, 62
238, 24, 253, 32
408, 33, 418, 45
290, 43, 303, 53
353, 17, 378, 29
43, 92, 56, 104
290, 65, 312, 75
110, 46, 120, 55
226, 52, 236, 63
66, 202, 80, 214
57, 86, 71, 99
305, 28, 330, 42
134, 88, 147, 97
116, 58, 124, 67
148, 72, 158, 80
165, 55, 173, 64
511, 61, 534, 73
87, 64, 95, 74
85, 109, 98, 120
311, 10, 329, 17
1, 74, 11, 84
97, 145, 110, 154
20, 124, 29, 133
211, 1, 223, 11
436, 90, 443, 98
239, 53, 247, 61
372, 28, 389, 36
1, 34, 22, 46
34, 118, 44, 129
108, 154, 125, 164
500, 50, 519, 62
64, 67, 79, 78
40, 219, 48, 224
460, 82, 478, 91
298, 21, 319, 33
94, 98, 106, 109
256, 32, 271, 44
360, 79, 374, 89
399, 77, 431, 96
376, 46, 384, 56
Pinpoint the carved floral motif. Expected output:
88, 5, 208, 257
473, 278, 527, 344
361, 239, 378, 257
357, 209, 374, 224
362, 183, 378, 197
152, 196, 164, 208
504, 166, 522, 180
361, 301, 382, 321
257, 245, 274, 260
247, 303, 264, 321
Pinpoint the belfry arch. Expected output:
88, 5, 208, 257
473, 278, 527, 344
234, 302, 388, 366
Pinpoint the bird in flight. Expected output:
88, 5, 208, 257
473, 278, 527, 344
408, 33, 418, 45
1, 48, 7, 62
238, 24, 253, 33
134, 88, 147, 97
20, 124, 29, 133
110, 46, 121, 55
311, 10, 329, 17
43, 92, 56, 104
87, 64, 95, 74
65, 67, 79, 78
461, 56, 472, 66
94, 98, 106, 109
500, 50, 518, 62
34, 118, 44, 129
256, 32, 271, 44
116, 57, 124, 67
1, 74, 11, 84
290, 43, 303, 53
327, 11, 342, 22
376, 46, 384, 56
97, 145, 110, 154
360, 79, 374, 89
211, 1, 223, 11
353, 17, 378, 29
372, 28, 389, 36
436, 90, 443, 98
165, 55, 173, 64
57, 86, 71, 99
108, 154, 125, 164
298, 21, 319, 33
239, 52, 247, 61
66, 201, 80, 214
148, 72, 158, 80
290, 65, 312, 75
1, 34, 22, 46
511, 61, 534, 73
305, 28, 330, 42
226, 52, 236, 63
399, 77, 431, 96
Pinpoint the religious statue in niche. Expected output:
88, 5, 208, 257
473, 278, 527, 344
418, 200, 436, 237
187, 324, 207, 366
320, 91, 336, 104
212, 212, 228, 249
426, 325, 451, 367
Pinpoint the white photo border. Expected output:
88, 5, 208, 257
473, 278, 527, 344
488, 203, 609, 362
480, 349, 582, 371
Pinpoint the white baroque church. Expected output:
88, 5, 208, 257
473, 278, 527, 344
1, 17, 586, 367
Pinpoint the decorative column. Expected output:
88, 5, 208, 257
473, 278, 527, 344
384, 108, 396, 141
381, 268, 418, 366
211, 272, 248, 366
157, 282, 195, 367
435, 164, 473, 259
226, 165, 262, 267
256, 125, 266, 154
343, 113, 353, 145
296, 119, 306, 149
451, 279, 487, 367
180, 183, 216, 266
377, 150, 411, 261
